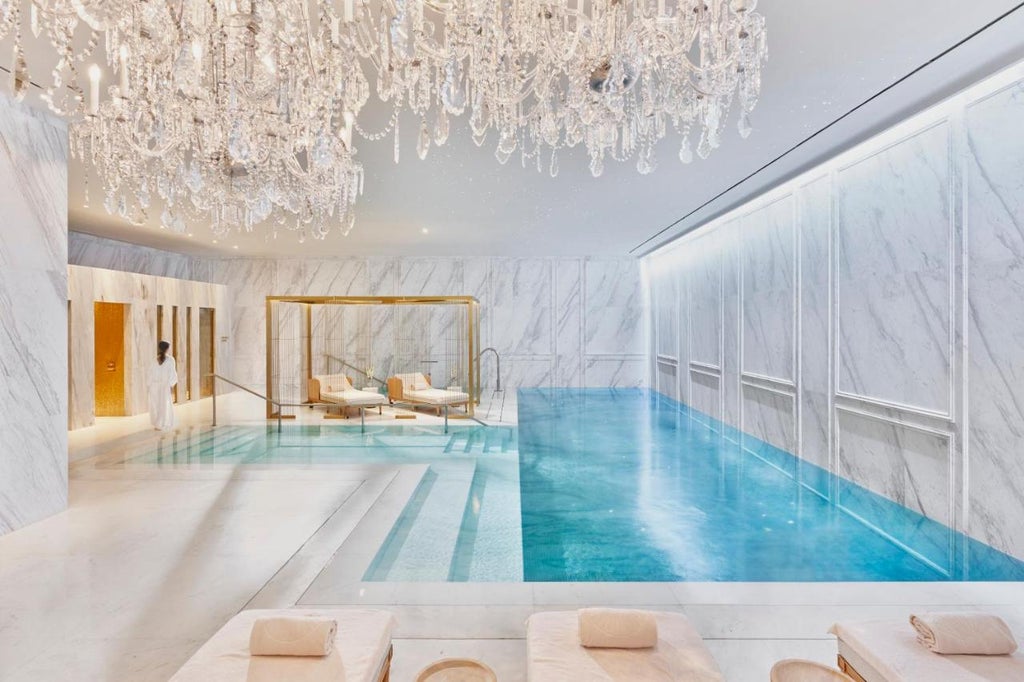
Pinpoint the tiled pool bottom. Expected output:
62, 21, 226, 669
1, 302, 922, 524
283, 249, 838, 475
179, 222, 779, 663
517, 389, 1024, 582
115, 390, 1024, 582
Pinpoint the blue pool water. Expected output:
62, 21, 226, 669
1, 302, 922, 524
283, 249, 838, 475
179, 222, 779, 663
518, 388, 1024, 581
120, 389, 1024, 582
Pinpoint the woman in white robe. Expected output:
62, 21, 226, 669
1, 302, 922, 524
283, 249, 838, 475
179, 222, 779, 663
149, 340, 178, 431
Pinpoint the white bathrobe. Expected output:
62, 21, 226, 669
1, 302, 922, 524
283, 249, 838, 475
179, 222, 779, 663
149, 355, 179, 431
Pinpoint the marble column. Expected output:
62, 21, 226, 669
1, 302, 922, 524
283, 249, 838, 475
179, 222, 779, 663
0, 92, 68, 535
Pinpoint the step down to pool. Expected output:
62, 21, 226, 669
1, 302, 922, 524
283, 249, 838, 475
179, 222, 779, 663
368, 460, 478, 582
448, 460, 523, 581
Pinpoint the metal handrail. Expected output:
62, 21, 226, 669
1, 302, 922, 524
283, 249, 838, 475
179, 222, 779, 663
477, 347, 501, 392
323, 354, 386, 386
206, 373, 381, 433
207, 373, 286, 432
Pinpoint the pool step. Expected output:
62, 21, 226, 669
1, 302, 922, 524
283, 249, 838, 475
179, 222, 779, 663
449, 460, 524, 581
442, 428, 515, 454
371, 460, 478, 581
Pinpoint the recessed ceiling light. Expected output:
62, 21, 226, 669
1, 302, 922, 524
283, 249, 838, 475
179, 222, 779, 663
421, 228, 429, 234
212, 239, 218, 244
187, 233, 194, 237
232, 245, 239, 250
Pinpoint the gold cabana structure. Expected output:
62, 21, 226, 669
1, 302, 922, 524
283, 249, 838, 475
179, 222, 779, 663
265, 296, 481, 420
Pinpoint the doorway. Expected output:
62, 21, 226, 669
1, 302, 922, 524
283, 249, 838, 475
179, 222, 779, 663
185, 307, 193, 401
172, 305, 180, 403
199, 307, 215, 398
94, 301, 128, 417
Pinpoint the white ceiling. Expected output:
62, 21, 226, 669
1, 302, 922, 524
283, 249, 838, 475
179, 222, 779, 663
13, 1, 1024, 257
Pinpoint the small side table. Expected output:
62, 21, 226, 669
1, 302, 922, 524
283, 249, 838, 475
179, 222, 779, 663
415, 658, 497, 682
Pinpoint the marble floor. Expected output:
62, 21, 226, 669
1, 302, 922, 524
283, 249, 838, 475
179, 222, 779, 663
3, 391, 1022, 681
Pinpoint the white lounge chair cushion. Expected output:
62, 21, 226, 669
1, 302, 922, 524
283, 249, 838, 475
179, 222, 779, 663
394, 372, 431, 391
404, 387, 469, 405
314, 374, 353, 393
830, 620, 1024, 682
169, 608, 394, 682
527, 610, 724, 682
322, 389, 386, 407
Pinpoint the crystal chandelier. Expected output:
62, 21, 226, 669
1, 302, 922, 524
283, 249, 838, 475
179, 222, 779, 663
1, 0, 368, 240
1, 0, 767, 241
352, 0, 767, 176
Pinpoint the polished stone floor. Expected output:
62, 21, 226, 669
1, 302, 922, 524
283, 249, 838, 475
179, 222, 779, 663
2, 392, 1022, 681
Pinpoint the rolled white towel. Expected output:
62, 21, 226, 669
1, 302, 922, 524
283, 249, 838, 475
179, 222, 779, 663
909, 613, 1018, 655
250, 616, 337, 657
578, 608, 658, 649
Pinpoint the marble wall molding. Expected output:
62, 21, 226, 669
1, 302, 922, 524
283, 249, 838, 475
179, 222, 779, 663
0, 92, 68, 536
645, 59, 1024, 564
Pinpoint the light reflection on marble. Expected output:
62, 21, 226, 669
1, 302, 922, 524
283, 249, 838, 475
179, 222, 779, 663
644, 68, 1024, 563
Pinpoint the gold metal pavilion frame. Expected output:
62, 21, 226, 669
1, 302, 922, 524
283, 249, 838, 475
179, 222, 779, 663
265, 295, 481, 419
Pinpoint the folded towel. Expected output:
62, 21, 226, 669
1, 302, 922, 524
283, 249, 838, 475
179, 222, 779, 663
909, 613, 1018, 655
249, 617, 337, 657
578, 608, 658, 649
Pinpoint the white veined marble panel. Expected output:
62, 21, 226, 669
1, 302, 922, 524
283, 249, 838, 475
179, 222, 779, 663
965, 80, 1024, 559
690, 370, 721, 423
742, 384, 797, 467
303, 259, 369, 296
490, 258, 553, 356
584, 258, 643, 355
555, 259, 582, 356
584, 357, 645, 388
688, 237, 723, 367
835, 408, 952, 572
835, 122, 952, 413
398, 257, 464, 296
0, 269, 68, 534
742, 197, 796, 382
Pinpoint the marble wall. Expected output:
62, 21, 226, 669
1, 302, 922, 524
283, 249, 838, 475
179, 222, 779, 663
69, 231, 201, 280
68, 265, 231, 430
0, 93, 68, 535
197, 256, 646, 395
645, 61, 1024, 566
69, 238, 648, 397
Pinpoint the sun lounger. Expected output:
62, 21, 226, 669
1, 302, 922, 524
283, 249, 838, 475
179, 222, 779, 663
830, 619, 1024, 682
526, 610, 725, 681
309, 373, 385, 417
169, 608, 395, 682
387, 372, 469, 415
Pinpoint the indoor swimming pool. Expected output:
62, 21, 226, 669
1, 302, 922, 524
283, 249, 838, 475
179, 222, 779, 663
121, 389, 1024, 582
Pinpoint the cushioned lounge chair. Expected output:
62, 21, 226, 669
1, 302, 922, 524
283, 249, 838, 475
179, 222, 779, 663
526, 610, 725, 681
830, 619, 1024, 682
169, 608, 395, 682
387, 372, 469, 415
309, 373, 386, 418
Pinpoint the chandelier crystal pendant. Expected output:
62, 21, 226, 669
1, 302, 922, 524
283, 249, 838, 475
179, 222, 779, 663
3, 0, 371, 241
353, 0, 767, 177
2, 0, 766, 241
65, 0, 369, 241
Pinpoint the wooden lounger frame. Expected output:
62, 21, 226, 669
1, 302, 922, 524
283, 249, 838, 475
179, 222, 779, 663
837, 655, 869, 682
308, 374, 383, 418
376, 644, 393, 682
386, 374, 470, 416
